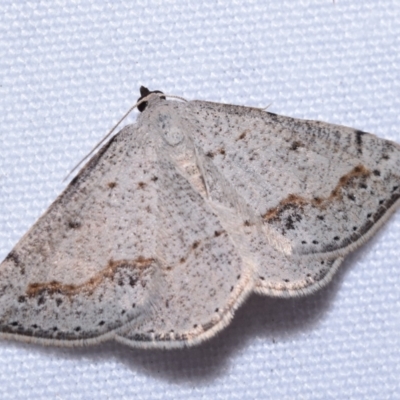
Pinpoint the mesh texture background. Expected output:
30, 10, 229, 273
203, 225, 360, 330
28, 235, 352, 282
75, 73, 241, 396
0, 1, 399, 399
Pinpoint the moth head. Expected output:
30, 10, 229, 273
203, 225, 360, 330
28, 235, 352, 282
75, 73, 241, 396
137, 86, 165, 112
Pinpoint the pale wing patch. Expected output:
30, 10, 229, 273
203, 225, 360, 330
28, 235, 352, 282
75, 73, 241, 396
0, 125, 159, 344
188, 101, 400, 261
199, 155, 346, 296
116, 139, 252, 348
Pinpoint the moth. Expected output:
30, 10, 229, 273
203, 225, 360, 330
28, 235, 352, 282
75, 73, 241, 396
1, 87, 399, 348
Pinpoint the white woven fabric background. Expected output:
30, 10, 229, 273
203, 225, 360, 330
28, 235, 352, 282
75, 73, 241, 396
1, 1, 399, 399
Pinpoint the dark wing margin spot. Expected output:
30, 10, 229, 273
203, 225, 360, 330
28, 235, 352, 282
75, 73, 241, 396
206, 151, 214, 158
290, 141, 302, 151
5, 251, 25, 275
68, 220, 82, 229
355, 130, 367, 154
202, 321, 215, 331
347, 194, 356, 201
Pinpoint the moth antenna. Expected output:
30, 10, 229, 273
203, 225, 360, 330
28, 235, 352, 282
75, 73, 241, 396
63, 92, 188, 182
261, 102, 273, 111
